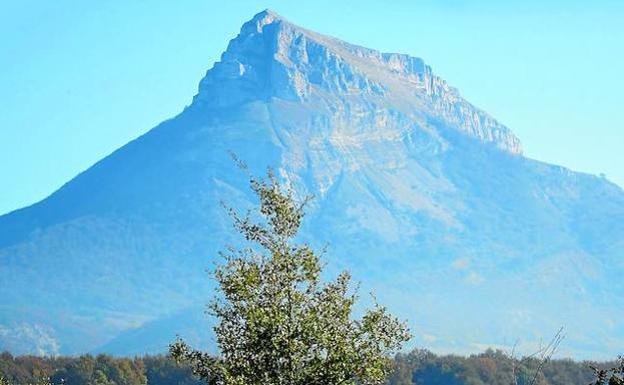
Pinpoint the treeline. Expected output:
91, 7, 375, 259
0, 353, 202, 385
0, 349, 614, 385
388, 349, 613, 385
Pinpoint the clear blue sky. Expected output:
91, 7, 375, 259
1, 0, 623, 215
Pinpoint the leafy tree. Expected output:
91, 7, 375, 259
51, 355, 96, 385
50, 355, 145, 385
170, 170, 411, 385
142, 355, 204, 385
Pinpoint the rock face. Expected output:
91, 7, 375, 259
0, 10, 622, 358
196, 11, 523, 154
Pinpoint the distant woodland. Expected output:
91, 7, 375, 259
0, 349, 615, 385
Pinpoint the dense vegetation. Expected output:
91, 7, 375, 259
0, 352, 200, 385
0, 349, 616, 385
389, 349, 614, 385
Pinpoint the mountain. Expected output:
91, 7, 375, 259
1, 10, 623, 358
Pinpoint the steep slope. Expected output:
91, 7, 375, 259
1, 10, 623, 358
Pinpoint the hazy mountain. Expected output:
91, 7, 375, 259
1, 10, 623, 358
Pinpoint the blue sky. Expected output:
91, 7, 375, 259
1, 0, 623, 215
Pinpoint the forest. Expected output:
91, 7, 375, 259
0, 349, 617, 385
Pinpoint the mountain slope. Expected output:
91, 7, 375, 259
1, 10, 623, 358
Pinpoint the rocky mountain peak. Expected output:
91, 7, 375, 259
2, 9, 624, 358
243, 9, 284, 32
192, 10, 522, 154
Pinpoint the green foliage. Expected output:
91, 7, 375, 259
170, 170, 411, 385
387, 348, 616, 385
50, 355, 145, 385
0, 353, 204, 385
142, 355, 203, 385
0, 349, 620, 385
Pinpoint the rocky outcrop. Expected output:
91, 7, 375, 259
194, 10, 522, 154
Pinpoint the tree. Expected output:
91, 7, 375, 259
590, 356, 624, 385
142, 355, 204, 385
170, 169, 411, 385
50, 355, 145, 385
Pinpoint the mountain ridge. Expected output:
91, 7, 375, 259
0, 10, 623, 358
193, 10, 523, 154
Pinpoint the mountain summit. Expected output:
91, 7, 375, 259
0, 10, 622, 358
195, 10, 522, 153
